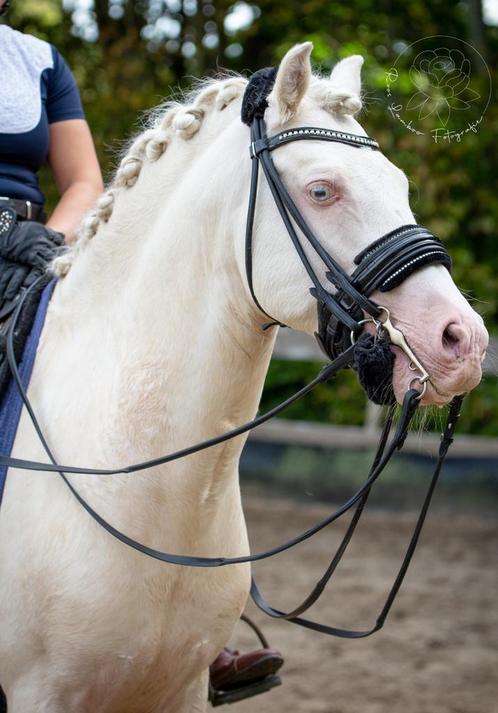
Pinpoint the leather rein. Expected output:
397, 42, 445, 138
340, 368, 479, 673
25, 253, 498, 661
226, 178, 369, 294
0, 71, 464, 639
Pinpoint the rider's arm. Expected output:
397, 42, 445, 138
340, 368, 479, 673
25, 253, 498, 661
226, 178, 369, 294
46, 119, 103, 243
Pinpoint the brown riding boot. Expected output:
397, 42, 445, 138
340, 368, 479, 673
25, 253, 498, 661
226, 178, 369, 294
210, 645, 284, 691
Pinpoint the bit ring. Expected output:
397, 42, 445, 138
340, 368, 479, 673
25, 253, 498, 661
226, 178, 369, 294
410, 376, 428, 400
350, 318, 381, 346
375, 305, 391, 323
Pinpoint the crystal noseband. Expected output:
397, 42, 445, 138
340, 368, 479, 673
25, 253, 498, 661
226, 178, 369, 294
324, 224, 452, 358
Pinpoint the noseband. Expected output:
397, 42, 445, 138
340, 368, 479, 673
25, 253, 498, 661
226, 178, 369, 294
242, 67, 451, 402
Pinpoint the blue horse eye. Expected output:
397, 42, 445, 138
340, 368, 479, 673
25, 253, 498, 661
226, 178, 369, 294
310, 184, 332, 202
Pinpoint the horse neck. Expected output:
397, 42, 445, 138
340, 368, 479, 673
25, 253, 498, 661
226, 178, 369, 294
46, 108, 276, 520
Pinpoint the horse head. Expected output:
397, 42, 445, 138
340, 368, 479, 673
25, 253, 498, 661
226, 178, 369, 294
243, 43, 488, 405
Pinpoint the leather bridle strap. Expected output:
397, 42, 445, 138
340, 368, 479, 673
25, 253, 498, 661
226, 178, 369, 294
245, 117, 381, 330
6, 279, 454, 637
244, 137, 278, 325
244, 114, 452, 363
1, 277, 464, 635
6, 280, 451, 637
0, 245, 463, 635
0, 278, 355, 477
248, 403, 397, 621
7, 287, 460, 637
251, 116, 385, 315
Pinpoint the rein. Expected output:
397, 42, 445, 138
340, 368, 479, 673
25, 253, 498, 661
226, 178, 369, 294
0, 68, 464, 638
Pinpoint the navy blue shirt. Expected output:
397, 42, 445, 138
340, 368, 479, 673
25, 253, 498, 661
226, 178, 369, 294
0, 26, 85, 205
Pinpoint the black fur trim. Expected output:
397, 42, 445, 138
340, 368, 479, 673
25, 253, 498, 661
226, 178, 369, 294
353, 333, 396, 405
241, 67, 277, 126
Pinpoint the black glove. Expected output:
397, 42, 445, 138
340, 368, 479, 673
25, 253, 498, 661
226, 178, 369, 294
0, 218, 64, 268
0, 209, 64, 319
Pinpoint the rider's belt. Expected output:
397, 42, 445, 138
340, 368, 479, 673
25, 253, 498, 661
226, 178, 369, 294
0, 197, 46, 223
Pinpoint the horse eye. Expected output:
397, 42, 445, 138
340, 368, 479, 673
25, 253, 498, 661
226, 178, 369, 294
309, 182, 335, 203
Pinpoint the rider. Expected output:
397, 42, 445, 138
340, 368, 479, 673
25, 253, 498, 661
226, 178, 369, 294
0, 1, 102, 242
0, 0, 283, 701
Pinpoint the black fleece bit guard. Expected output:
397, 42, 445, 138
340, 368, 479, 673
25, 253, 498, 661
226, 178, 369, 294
353, 332, 396, 405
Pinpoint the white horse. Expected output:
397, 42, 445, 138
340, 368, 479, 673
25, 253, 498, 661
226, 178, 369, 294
0, 43, 488, 712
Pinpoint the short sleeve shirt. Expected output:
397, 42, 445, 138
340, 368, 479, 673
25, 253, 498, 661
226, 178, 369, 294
0, 25, 85, 205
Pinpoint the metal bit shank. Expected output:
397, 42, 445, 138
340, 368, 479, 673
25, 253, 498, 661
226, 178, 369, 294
380, 315, 430, 384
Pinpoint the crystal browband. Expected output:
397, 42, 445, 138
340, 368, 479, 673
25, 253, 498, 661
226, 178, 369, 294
250, 126, 380, 157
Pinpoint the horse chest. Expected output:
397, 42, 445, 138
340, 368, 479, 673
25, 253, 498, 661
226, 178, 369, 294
71, 633, 215, 712
35, 569, 244, 712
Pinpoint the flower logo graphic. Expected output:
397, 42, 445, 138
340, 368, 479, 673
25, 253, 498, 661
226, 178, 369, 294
385, 36, 492, 143
407, 48, 480, 126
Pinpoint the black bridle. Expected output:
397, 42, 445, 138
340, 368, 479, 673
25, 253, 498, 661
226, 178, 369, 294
243, 110, 450, 370
0, 69, 463, 640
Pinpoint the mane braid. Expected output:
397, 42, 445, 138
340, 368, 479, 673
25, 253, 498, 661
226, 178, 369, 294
52, 74, 248, 278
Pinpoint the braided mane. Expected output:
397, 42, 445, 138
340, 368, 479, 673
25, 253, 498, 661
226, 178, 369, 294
52, 75, 248, 277
52, 69, 362, 278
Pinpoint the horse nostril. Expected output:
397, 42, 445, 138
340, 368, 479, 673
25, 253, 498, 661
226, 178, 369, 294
442, 322, 468, 360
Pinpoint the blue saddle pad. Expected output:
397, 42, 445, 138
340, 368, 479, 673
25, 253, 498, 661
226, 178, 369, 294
0, 279, 56, 504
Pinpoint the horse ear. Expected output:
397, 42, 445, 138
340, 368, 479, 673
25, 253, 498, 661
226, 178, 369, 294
330, 55, 363, 93
327, 55, 364, 115
270, 42, 313, 123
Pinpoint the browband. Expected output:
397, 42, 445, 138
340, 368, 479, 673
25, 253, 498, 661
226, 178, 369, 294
250, 126, 379, 157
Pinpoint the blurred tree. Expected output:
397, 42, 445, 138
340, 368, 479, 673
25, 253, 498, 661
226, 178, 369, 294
3, 0, 497, 433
